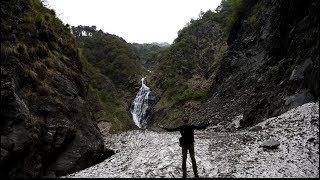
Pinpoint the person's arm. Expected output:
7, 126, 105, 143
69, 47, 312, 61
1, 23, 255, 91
160, 125, 180, 132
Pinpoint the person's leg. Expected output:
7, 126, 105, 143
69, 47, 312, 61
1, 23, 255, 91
189, 144, 198, 178
182, 145, 188, 178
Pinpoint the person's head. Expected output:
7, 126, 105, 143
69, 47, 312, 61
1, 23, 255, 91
182, 116, 189, 124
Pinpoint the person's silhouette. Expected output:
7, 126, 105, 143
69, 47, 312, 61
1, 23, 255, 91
160, 116, 211, 178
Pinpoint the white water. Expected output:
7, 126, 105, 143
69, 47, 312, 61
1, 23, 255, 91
130, 77, 152, 128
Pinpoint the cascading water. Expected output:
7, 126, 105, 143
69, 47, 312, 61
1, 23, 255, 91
130, 77, 156, 129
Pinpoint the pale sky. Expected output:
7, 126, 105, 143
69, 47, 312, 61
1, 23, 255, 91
46, 0, 221, 44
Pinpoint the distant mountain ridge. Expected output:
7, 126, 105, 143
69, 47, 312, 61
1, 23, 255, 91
131, 42, 168, 70
151, 42, 170, 47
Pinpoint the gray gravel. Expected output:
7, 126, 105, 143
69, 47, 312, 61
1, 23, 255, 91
63, 102, 319, 178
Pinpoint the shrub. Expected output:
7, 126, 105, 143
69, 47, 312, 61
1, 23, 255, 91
17, 43, 30, 60
175, 90, 207, 103
55, 59, 70, 74
245, 15, 258, 27
43, 57, 56, 68
37, 82, 54, 96
36, 44, 50, 57
226, 0, 242, 35
1, 44, 18, 60
244, 1, 267, 29
24, 66, 38, 81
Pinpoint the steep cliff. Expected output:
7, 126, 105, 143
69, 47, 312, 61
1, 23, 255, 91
1, 0, 113, 177
191, 0, 319, 129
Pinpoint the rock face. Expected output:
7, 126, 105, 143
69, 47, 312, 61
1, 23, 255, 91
0, 0, 113, 177
1, 52, 115, 178
191, 0, 319, 127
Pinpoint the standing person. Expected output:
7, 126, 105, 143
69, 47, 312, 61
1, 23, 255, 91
160, 116, 211, 178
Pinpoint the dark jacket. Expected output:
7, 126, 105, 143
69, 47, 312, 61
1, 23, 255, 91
162, 123, 209, 145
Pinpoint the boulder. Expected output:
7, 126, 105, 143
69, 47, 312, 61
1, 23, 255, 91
260, 140, 280, 149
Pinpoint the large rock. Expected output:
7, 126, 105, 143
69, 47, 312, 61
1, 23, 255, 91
1, 59, 114, 178
259, 140, 280, 149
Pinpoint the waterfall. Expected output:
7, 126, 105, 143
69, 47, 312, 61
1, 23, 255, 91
130, 77, 156, 128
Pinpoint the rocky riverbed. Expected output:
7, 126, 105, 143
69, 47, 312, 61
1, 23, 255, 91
63, 102, 319, 178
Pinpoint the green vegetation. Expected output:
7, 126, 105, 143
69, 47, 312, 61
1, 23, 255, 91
72, 25, 144, 133
175, 90, 207, 103
244, 1, 267, 29
225, 0, 242, 35
131, 43, 167, 70
148, 0, 272, 128
1, 0, 84, 138
1, 0, 80, 91
149, 0, 245, 127
4, 2, 76, 44
1, 0, 153, 134
1, 0, 263, 133
72, 25, 144, 87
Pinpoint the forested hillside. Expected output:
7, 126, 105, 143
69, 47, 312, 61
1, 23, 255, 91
71, 25, 144, 133
131, 42, 167, 70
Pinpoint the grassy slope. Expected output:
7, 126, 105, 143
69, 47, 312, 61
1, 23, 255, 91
1, 0, 83, 105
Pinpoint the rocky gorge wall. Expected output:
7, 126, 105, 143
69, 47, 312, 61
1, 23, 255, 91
0, 0, 114, 177
191, 0, 319, 128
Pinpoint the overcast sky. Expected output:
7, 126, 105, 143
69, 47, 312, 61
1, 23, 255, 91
46, 0, 221, 44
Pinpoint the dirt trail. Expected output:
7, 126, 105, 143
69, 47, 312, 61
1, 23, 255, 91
63, 102, 319, 178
